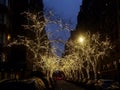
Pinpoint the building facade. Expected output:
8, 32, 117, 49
0, 0, 45, 80
71, 0, 120, 41
0, 0, 11, 80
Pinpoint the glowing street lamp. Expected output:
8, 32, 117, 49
78, 36, 85, 44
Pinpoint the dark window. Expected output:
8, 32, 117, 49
0, 0, 5, 5
0, 0, 8, 6
0, 14, 4, 24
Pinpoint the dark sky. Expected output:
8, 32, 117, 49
43, 0, 82, 56
43, 0, 82, 25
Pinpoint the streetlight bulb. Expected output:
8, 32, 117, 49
78, 37, 84, 43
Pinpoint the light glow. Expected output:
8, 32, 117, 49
7, 34, 11, 41
78, 36, 85, 44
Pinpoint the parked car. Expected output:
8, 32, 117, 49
86, 79, 96, 90
95, 79, 114, 90
0, 78, 47, 90
107, 82, 120, 90
31, 71, 56, 89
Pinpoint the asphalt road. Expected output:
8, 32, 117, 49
54, 80, 86, 90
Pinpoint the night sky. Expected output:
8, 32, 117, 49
43, 0, 83, 56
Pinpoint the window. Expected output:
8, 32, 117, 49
0, 14, 7, 24
0, 0, 8, 6
5, 0, 8, 6
0, 14, 4, 24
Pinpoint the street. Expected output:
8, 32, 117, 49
54, 80, 86, 90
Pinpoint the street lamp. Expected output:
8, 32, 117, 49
78, 36, 85, 44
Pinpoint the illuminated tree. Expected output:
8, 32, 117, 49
7, 9, 113, 81
7, 10, 73, 78
64, 32, 113, 80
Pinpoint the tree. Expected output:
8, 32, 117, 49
64, 32, 113, 80
7, 10, 73, 78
